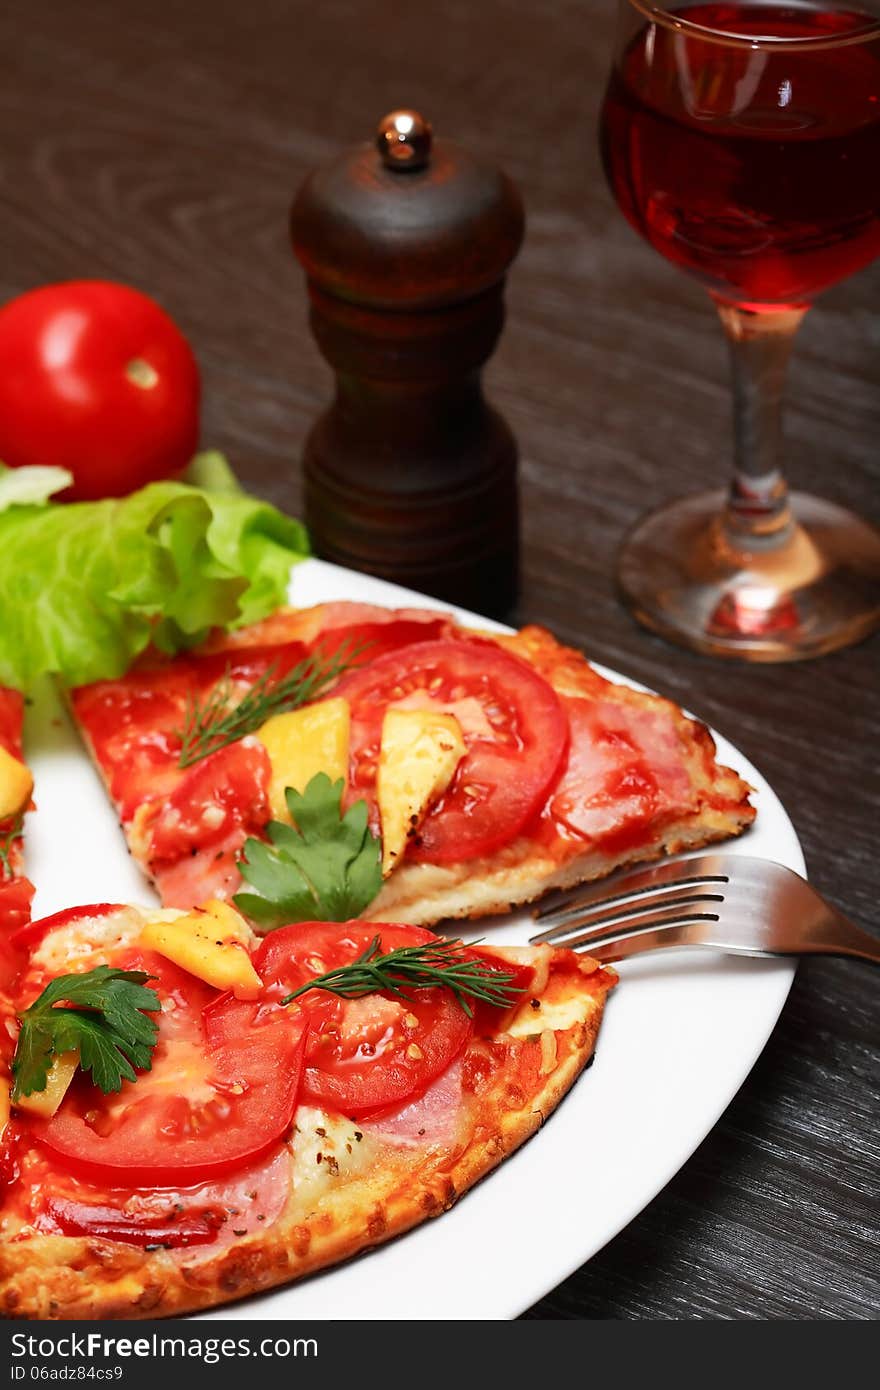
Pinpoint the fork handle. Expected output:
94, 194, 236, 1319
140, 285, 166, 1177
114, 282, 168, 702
804, 913, 880, 965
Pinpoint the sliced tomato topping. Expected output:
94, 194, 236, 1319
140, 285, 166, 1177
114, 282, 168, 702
316, 614, 453, 665
0, 688, 25, 760
33, 952, 307, 1185
0, 877, 34, 936
42, 1196, 227, 1248
146, 740, 271, 867
334, 639, 570, 863
466, 950, 535, 1035
70, 641, 310, 821
250, 922, 473, 1119
9, 902, 125, 954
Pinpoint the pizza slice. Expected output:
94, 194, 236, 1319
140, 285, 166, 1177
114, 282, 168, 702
0, 686, 35, 934
0, 901, 616, 1319
68, 601, 754, 925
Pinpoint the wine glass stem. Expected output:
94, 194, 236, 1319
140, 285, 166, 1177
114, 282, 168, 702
713, 299, 808, 545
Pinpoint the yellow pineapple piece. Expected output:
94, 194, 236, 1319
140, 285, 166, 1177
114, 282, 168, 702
14, 1051, 79, 1118
257, 697, 350, 822
0, 746, 33, 822
201, 898, 252, 945
377, 709, 466, 876
141, 903, 261, 1000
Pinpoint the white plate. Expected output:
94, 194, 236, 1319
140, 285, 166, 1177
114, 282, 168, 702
24, 558, 801, 1321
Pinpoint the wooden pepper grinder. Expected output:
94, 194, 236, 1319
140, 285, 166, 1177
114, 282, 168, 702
290, 110, 525, 618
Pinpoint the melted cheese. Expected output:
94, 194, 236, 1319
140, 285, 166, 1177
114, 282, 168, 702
507, 992, 593, 1038
30, 908, 167, 975
288, 1105, 380, 1208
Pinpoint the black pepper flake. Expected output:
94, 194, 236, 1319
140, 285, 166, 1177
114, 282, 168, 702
530, 998, 541, 1011
257, 1214, 265, 1221
215, 849, 224, 860
314, 1127, 326, 1138
418, 1128, 426, 1136
316, 1152, 323, 1164
232, 1229, 247, 1237
247, 1190, 258, 1200
353, 1131, 363, 1142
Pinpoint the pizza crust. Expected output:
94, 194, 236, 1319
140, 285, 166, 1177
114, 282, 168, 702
367, 810, 750, 926
0, 940, 613, 1320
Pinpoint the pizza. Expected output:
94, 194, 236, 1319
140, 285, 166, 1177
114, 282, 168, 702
0, 902, 616, 1319
0, 687, 34, 935
68, 601, 755, 924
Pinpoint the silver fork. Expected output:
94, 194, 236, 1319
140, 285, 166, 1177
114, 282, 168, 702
530, 853, 880, 965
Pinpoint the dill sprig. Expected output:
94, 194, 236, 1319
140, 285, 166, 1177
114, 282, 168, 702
176, 639, 365, 769
0, 812, 24, 882
282, 936, 523, 1018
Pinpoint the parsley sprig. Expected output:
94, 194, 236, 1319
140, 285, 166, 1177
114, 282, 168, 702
176, 639, 364, 769
283, 937, 522, 1018
12, 967, 161, 1101
234, 773, 382, 929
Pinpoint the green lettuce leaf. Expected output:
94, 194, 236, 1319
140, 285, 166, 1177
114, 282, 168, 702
0, 457, 309, 692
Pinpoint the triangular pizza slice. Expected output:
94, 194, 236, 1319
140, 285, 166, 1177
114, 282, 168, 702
0, 904, 615, 1319
67, 602, 754, 925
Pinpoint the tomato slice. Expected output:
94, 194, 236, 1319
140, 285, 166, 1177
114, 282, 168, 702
146, 740, 271, 866
334, 639, 570, 862
0, 688, 24, 760
0, 878, 34, 936
71, 641, 309, 822
34, 952, 307, 1185
316, 615, 453, 666
9, 902, 125, 955
466, 950, 535, 1035
42, 1196, 227, 1248
251, 922, 473, 1119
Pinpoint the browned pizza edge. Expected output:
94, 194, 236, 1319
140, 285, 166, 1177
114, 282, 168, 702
0, 978, 612, 1320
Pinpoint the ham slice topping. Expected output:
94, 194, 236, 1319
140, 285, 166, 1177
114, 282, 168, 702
359, 1059, 464, 1149
550, 697, 697, 846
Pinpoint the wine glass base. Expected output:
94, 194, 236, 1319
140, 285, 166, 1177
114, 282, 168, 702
618, 490, 880, 662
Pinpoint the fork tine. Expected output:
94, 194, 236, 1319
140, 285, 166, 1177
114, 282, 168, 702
532, 852, 731, 924
531, 905, 721, 954
529, 889, 725, 944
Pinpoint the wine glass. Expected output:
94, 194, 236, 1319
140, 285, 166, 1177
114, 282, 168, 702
600, 0, 880, 660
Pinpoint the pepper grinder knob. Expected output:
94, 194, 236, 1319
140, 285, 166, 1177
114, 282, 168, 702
290, 112, 525, 618
376, 109, 433, 171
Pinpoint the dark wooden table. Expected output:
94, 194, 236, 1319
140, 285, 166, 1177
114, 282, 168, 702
4, 0, 878, 1321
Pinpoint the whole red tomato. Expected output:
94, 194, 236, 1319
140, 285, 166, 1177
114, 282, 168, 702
0, 280, 200, 500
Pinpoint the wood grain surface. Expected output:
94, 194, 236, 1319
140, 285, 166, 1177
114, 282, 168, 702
3, 0, 878, 1321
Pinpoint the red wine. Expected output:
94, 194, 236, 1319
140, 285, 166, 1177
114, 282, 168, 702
600, 3, 880, 306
